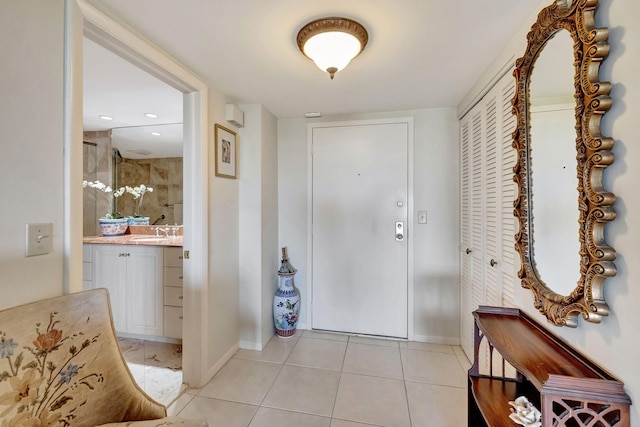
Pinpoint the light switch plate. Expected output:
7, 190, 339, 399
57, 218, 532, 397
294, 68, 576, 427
418, 211, 427, 224
26, 223, 52, 257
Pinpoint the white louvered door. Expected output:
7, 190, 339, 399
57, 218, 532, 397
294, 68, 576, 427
459, 117, 474, 357
459, 71, 518, 360
484, 94, 501, 307
499, 78, 518, 308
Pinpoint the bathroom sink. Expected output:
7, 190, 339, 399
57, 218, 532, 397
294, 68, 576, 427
131, 236, 172, 243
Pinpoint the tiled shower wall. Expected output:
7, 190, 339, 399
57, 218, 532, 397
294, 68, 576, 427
83, 130, 112, 236
83, 129, 184, 236
116, 157, 183, 225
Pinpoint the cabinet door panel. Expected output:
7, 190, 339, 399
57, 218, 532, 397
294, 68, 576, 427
127, 246, 163, 336
92, 245, 127, 332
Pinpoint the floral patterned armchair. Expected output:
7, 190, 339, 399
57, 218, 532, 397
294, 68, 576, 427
0, 288, 207, 426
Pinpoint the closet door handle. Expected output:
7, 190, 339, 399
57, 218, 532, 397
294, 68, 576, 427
490, 258, 497, 267
465, 248, 471, 254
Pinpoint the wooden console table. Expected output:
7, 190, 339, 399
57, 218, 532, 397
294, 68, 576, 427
468, 306, 631, 426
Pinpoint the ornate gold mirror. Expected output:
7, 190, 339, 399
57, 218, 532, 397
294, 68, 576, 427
512, 0, 615, 327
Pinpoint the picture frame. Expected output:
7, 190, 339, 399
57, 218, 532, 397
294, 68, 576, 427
214, 123, 237, 179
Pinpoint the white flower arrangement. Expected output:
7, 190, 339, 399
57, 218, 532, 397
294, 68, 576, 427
82, 180, 126, 219
125, 184, 154, 217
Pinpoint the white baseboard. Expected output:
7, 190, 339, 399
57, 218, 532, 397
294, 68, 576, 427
295, 322, 308, 331
412, 334, 460, 346
203, 342, 239, 385
239, 340, 263, 351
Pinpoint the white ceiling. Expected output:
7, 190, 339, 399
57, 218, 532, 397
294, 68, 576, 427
84, 0, 544, 155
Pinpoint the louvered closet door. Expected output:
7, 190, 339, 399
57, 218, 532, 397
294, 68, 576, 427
459, 107, 486, 358
459, 71, 519, 360
499, 77, 517, 308
484, 77, 518, 310
459, 117, 474, 358
484, 93, 501, 307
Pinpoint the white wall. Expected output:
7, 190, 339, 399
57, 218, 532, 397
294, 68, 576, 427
239, 105, 263, 348
260, 107, 279, 346
207, 97, 241, 380
461, 0, 640, 423
0, 1, 66, 308
277, 108, 460, 343
238, 104, 279, 350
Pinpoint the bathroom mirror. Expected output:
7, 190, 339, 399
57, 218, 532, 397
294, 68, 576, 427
112, 123, 183, 159
112, 124, 184, 226
512, 0, 615, 327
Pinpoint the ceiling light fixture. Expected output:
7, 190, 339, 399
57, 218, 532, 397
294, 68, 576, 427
297, 17, 368, 80
151, 132, 161, 136
144, 113, 159, 118
99, 115, 113, 120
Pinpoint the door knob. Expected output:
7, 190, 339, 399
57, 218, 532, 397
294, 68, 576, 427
466, 248, 471, 254
490, 258, 497, 267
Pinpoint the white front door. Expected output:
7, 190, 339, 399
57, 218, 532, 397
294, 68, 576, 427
311, 121, 409, 338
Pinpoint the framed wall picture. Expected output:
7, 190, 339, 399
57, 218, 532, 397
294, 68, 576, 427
214, 123, 237, 179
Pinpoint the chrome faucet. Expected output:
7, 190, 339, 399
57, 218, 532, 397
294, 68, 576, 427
152, 226, 170, 237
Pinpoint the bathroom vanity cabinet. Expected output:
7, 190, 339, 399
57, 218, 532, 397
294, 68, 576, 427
84, 243, 164, 337
468, 306, 630, 426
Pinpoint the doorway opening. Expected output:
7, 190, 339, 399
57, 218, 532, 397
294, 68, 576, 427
82, 36, 185, 401
70, 2, 210, 390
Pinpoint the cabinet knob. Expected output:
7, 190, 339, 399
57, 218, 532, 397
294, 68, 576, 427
179, 275, 183, 279
179, 316, 183, 320
178, 296, 183, 300
178, 256, 183, 260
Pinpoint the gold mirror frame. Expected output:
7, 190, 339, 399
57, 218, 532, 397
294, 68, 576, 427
512, 0, 615, 327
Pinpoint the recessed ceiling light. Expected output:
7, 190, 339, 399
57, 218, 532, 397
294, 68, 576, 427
99, 115, 113, 120
145, 113, 159, 118
151, 132, 161, 136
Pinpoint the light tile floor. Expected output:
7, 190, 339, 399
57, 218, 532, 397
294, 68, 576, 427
166, 331, 472, 427
118, 337, 185, 406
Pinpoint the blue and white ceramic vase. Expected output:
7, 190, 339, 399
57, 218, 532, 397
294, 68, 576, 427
98, 218, 128, 236
273, 248, 299, 338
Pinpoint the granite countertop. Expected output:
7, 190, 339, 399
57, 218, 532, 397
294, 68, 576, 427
83, 225, 183, 247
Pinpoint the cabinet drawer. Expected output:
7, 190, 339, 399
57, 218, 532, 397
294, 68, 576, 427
163, 247, 184, 268
164, 286, 183, 307
164, 267, 184, 287
163, 306, 183, 339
